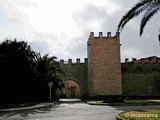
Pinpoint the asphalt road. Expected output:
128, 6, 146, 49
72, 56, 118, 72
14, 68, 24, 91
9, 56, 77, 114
0, 99, 160, 120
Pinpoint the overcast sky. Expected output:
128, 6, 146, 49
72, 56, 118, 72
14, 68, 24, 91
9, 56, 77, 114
0, 0, 160, 63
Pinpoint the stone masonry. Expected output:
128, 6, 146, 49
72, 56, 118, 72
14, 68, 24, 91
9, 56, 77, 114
88, 32, 122, 97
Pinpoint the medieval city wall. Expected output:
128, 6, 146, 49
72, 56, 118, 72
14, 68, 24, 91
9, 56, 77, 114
59, 32, 160, 99
60, 59, 160, 98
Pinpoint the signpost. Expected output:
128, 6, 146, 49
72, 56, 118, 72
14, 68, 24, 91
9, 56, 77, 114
48, 82, 53, 101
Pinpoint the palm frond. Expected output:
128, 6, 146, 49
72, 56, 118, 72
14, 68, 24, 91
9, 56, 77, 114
117, 0, 158, 31
117, 1, 149, 31
140, 5, 160, 36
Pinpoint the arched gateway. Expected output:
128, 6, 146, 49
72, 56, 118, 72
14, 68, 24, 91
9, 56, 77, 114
64, 80, 80, 98
60, 58, 88, 98
60, 32, 122, 98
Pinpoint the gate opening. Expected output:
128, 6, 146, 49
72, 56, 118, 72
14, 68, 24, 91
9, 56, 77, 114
64, 80, 80, 98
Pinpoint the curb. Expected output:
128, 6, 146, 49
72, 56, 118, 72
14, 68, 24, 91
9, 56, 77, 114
81, 99, 88, 104
87, 102, 109, 106
116, 112, 127, 120
116, 115, 125, 120
0, 102, 56, 112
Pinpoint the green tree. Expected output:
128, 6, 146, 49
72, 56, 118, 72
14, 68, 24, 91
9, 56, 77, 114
0, 39, 37, 103
117, 0, 160, 39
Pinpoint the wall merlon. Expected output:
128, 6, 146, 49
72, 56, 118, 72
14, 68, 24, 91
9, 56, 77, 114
68, 59, 72, 64
99, 32, 103, 38
89, 32, 94, 38
116, 32, 120, 39
107, 32, 111, 37
84, 58, 88, 63
60, 59, 64, 64
76, 58, 80, 63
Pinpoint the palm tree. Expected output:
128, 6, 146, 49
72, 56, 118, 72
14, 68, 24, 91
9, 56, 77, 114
117, 0, 160, 40
33, 53, 65, 100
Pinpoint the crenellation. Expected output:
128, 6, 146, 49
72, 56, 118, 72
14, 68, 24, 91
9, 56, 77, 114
60, 58, 88, 65
89, 32, 120, 39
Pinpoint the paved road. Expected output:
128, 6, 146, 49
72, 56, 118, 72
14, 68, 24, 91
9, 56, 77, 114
0, 99, 160, 120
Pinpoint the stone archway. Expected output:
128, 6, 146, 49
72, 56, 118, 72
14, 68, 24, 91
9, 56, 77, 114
63, 80, 80, 98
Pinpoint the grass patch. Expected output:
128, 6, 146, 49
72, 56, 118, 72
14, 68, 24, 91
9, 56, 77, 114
123, 100, 160, 106
118, 109, 160, 120
87, 99, 160, 106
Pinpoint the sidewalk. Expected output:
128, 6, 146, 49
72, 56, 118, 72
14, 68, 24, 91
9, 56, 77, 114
0, 102, 55, 112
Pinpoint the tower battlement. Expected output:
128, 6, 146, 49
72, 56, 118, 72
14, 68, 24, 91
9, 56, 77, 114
89, 32, 120, 39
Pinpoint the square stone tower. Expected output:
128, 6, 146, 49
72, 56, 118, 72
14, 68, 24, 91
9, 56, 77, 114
87, 32, 122, 97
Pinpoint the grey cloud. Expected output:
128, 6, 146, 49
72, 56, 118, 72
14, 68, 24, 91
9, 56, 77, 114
30, 40, 53, 55
0, 0, 34, 24
73, 4, 107, 20
30, 32, 60, 54
72, 3, 108, 31
65, 36, 88, 60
